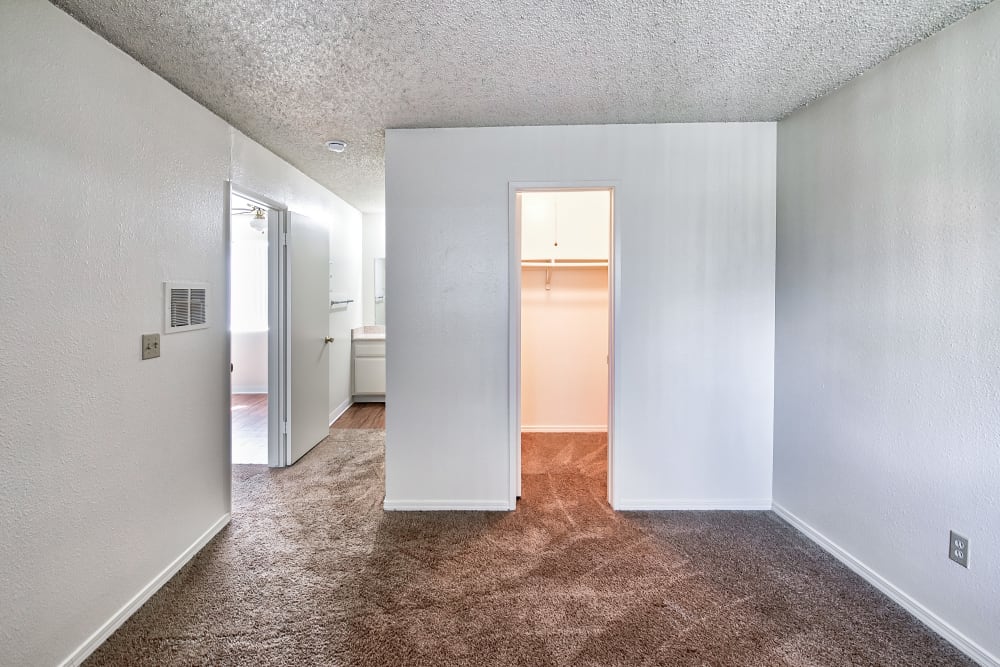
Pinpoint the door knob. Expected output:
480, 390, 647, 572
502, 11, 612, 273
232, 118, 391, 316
324, 336, 334, 344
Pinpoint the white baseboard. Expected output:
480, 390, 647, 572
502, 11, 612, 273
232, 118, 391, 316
615, 498, 773, 510
352, 394, 385, 403
232, 387, 267, 395
60, 513, 231, 667
521, 425, 608, 433
383, 499, 512, 511
328, 397, 353, 426
773, 502, 998, 667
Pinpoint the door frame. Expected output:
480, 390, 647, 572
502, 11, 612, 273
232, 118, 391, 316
227, 182, 290, 468
507, 181, 621, 509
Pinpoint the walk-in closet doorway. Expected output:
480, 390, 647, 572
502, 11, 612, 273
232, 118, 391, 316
508, 184, 619, 507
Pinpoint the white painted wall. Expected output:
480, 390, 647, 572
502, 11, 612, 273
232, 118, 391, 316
0, 2, 361, 664
231, 331, 268, 393
521, 267, 609, 431
385, 123, 775, 509
0, 4, 228, 664
362, 212, 386, 326
774, 2, 1000, 663
328, 203, 363, 420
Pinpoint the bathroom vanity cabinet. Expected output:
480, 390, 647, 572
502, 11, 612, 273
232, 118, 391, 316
352, 327, 386, 400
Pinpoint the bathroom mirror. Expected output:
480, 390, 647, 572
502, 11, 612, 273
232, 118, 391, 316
374, 257, 386, 325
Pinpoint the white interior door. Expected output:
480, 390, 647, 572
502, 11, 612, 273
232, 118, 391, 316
285, 211, 331, 465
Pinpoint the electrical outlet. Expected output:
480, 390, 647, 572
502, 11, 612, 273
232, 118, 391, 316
949, 531, 969, 568
141, 333, 160, 360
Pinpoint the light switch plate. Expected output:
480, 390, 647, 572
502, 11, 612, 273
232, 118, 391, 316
141, 333, 160, 360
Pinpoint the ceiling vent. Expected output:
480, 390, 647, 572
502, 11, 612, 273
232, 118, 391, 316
164, 281, 209, 333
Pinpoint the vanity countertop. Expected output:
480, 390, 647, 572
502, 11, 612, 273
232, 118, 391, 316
352, 325, 385, 341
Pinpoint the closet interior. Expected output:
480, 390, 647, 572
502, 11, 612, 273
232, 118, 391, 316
519, 188, 612, 488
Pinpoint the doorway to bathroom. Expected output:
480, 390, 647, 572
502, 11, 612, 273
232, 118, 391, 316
510, 186, 616, 506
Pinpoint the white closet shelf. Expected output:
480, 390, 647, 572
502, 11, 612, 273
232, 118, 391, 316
521, 260, 609, 268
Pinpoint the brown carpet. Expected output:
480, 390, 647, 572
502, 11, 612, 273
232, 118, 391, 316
85, 430, 971, 666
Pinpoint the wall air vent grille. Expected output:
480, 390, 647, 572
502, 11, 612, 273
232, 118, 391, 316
164, 282, 209, 333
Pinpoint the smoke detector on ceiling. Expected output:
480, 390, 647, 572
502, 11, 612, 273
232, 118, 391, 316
324, 140, 348, 153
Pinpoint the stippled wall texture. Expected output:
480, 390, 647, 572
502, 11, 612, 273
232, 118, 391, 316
0, 2, 360, 665
48, 0, 991, 212
775, 1, 1000, 662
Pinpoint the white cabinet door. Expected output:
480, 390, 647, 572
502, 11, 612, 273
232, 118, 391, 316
354, 356, 386, 394
552, 190, 611, 260
520, 191, 610, 261
520, 193, 557, 260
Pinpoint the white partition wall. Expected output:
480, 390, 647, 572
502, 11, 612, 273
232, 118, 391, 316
384, 123, 776, 510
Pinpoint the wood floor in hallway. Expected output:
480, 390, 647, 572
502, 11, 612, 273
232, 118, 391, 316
232, 398, 382, 465
332, 402, 385, 429
231, 393, 267, 464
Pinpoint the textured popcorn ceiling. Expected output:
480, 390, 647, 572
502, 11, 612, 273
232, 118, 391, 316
51, 0, 991, 212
